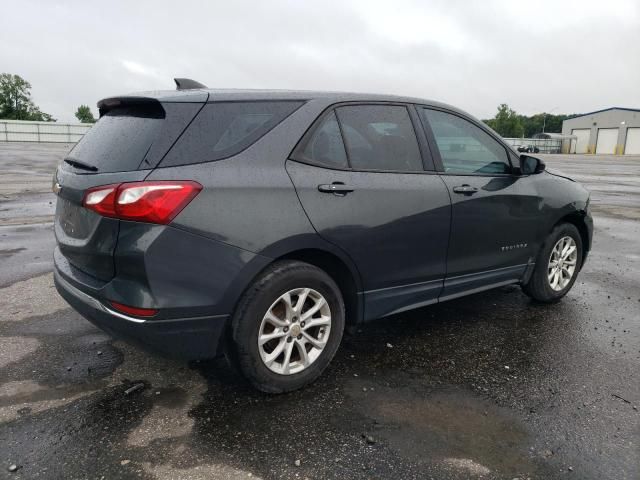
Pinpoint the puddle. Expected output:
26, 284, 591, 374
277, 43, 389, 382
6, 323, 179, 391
346, 380, 536, 476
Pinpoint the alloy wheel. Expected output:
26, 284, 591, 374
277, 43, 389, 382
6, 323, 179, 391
548, 236, 578, 291
258, 288, 332, 375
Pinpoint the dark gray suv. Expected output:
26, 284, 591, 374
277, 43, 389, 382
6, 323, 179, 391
54, 80, 593, 392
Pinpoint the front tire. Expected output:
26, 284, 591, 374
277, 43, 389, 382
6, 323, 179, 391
230, 260, 345, 393
522, 223, 583, 303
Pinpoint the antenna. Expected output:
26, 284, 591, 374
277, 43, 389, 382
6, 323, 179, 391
174, 78, 208, 90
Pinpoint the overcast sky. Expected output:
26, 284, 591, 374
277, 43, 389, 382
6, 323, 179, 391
2, 0, 639, 122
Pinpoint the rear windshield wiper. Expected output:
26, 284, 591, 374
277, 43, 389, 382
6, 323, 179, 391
64, 158, 98, 172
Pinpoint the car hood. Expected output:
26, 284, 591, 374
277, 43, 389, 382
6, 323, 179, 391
545, 168, 575, 182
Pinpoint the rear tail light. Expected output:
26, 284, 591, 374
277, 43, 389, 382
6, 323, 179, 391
82, 181, 202, 224
83, 184, 119, 217
110, 301, 158, 318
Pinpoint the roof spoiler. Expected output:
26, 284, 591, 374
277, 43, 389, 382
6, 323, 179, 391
174, 78, 207, 90
97, 96, 164, 117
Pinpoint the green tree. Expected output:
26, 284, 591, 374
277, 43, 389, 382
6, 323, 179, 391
520, 114, 544, 137
0, 73, 55, 121
484, 104, 524, 138
519, 113, 577, 137
75, 104, 96, 123
485, 105, 581, 138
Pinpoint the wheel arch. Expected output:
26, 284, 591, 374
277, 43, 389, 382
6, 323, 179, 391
552, 211, 591, 266
223, 234, 365, 337
276, 248, 363, 328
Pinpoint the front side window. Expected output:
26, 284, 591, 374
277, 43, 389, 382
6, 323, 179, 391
421, 108, 511, 175
299, 111, 348, 168
335, 105, 423, 171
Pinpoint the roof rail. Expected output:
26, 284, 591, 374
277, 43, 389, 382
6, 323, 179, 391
174, 78, 208, 90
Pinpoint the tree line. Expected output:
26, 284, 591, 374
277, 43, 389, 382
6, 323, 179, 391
0, 73, 96, 124
483, 103, 578, 138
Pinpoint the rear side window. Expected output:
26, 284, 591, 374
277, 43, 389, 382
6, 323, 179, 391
67, 102, 200, 173
299, 111, 348, 168
159, 101, 303, 167
335, 105, 423, 171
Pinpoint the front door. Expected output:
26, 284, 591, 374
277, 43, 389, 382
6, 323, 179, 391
419, 107, 545, 300
287, 104, 451, 320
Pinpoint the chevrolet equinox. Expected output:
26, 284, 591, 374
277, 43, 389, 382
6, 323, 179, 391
54, 79, 593, 392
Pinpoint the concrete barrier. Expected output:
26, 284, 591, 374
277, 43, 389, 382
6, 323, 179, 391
0, 120, 92, 143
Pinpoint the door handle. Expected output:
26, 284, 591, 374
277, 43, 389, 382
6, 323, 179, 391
318, 183, 354, 195
452, 184, 478, 195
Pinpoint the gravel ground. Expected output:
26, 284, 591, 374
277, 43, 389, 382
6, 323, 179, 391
0, 143, 638, 479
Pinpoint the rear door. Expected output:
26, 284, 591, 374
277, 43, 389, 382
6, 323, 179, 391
418, 107, 544, 299
54, 100, 202, 281
287, 103, 451, 320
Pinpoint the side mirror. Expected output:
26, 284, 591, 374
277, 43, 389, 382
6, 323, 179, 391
520, 155, 545, 175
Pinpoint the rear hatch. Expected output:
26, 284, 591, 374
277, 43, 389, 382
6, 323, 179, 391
54, 95, 206, 282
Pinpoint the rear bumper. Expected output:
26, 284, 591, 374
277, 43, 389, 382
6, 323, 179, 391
54, 269, 228, 360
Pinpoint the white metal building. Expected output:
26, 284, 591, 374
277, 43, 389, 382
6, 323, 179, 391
561, 107, 640, 155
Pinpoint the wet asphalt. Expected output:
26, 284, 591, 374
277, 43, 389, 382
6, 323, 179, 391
0, 144, 638, 479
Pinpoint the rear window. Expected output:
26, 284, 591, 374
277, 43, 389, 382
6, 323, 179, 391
158, 101, 303, 167
66, 102, 201, 174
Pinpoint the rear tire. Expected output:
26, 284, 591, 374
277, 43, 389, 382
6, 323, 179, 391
522, 223, 583, 303
230, 260, 345, 393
